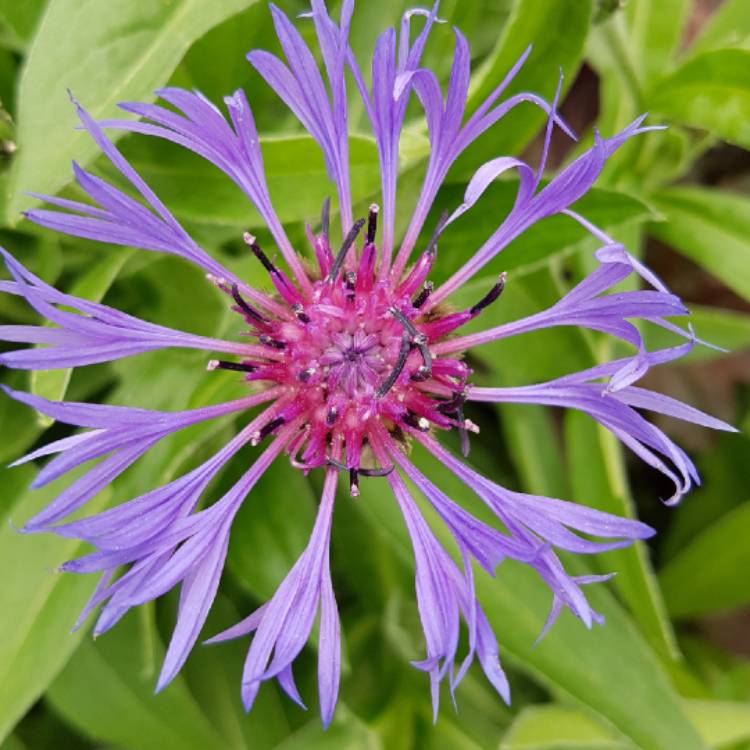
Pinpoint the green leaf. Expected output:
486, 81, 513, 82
30, 247, 133, 425
454, 0, 592, 174
0, 0, 45, 52
226, 456, 316, 601
46, 610, 229, 750
0, 372, 43, 464
7, 0, 252, 223
501, 700, 750, 750
647, 50, 750, 150
687, 700, 750, 749
687, 0, 750, 57
170, 3, 277, 113
501, 704, 624, 749
624, 0, 691, 89
271, 707, 382, 750
0, 734, 28, 750
565, 412, 680, 663
0, 465, 35, 525
648, 186, 750, 302
661, 428, 750, 565
183, 597, 291, 750
0, 473, 109, 743
659, 499, 750, 619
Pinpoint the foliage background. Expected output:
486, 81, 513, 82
0, 0, 749, 748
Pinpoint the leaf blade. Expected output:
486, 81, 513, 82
7, 0, 252, 222
649, 186, 750, 302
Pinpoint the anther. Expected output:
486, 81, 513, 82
403, 411, 430, 432
259, 334, 286, 350
321, 196, 331, 238
389, 307, 432, 380
463, 419, 480, 434
327, 217, 366, 281
326, 406, 339, 426
251, 417, 285, 446
244, 233, 299, 305
291, 303, 311, 323
367, 204, 379, 244
456, 404, 470, 457
345, 271, 357, 291
231, 284, 268, 324
413, 281, 433, 309
436, 391, 467, 414
243, 233, 277, 275
376, 331, 411, 398
207, 359, 257, 373
349, 468, 360, 497
469, 272, 507, 316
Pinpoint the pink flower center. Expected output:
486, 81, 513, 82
209, 207, 504, 492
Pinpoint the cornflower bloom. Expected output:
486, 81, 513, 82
0, 0, 735, 726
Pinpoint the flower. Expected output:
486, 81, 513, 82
0, 0, 736, 727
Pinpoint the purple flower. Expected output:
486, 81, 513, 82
0, 0, 736, 726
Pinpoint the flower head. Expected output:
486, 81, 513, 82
0, 0, 736, 726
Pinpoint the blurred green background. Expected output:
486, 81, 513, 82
1, 0, 750, 748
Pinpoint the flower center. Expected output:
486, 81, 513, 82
208, 205, 505, 492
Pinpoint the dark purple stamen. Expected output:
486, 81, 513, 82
416, 341, 432, 377
209, 360, 257, 373
349, 468, 359, 496
231, 284, 268, 324
469, 273, 507, 316
321, 196, 331, 238
390, 307, 432, 380
345, 271, 357, 291
424, 209, 450, 257
456, 403, 470, 457
256, 416, 285, 443
327, 218, 366, 281
376, 331, 411, 398
437, 391, 467, 414
367, 204, 379, 244
413, 281, 433, 309
325, 457, 394, 478
326, 406, 339, 426
259, 334, 286, 350
244, 234, 277, 275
